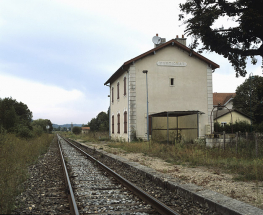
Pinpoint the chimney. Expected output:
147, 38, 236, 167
153, 33, 166, 48
175, 35, 186, 46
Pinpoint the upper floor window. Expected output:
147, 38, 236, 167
112, 87, 114, 102
117, 82, 120, 99
124, 77, 126, 96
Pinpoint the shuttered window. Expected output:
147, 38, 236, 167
124, 77, 126, 96
112, 115, 114, 133
117, 82, 120, 99
112, 87, 114, 103
117, 113, 120, 133
124, 111, 127, 133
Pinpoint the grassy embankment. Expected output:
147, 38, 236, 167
68, 132, 263, 182
0, 133, 54, 214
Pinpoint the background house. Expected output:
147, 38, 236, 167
81, 127, 90, 134
213, 93, 251, 126
213, 109, 251, 126
105, 35, 219, 142
213, 93, 236, 109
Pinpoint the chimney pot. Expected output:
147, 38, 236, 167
182, 35, 184, 38
176, 35, 178, 38
156, 33, 158, 36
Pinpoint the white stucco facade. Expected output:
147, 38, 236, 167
105, 38, 219, 142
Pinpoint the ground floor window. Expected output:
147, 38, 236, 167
124, 111, 127, 133
112, 115, 114, 133
117, 113, 120, 133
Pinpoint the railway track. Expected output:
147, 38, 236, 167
57, 134, 180, 215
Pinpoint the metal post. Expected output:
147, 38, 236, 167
236, 132, 238, 155
255, 133, 258, 158
249, 73, 254, 132
167, 112, 169, 144
223, 131, 226, 151
143, 70, 149, 141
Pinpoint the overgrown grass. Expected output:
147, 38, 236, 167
107, 139, 263, 182
0, 132, 54, 214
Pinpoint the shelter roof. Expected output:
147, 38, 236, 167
104, 39, 220, 85
150, 111, 203, 117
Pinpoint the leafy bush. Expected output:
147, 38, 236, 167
214, 121, 252, 133
72, 126, 82, 135
16, 125, 33, 139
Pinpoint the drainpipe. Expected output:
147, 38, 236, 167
127, 70, 130, 142
106, 84, 111, 139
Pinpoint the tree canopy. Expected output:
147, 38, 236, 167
72, 126, 82, 135
233, 75, 263, 124
0, 97, 32, 132
179, 0, 263, 77
86, 111, 109, 132
31, 119, 53, 132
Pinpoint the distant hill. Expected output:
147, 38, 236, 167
52, 124, 82, 128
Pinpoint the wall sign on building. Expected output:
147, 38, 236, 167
157, 61, 187, 67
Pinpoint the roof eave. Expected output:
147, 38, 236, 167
104, 39, 220, 85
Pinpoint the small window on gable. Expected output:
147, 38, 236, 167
170, 78, 174, 86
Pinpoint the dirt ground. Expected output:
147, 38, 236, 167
83, 141, 263, 209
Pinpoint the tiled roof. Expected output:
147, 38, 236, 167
104, 39, 220, 85
213, 109, 250, 120
81, 127, 90, 130
213, 93, 236, 106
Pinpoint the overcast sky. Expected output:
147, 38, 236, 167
0, 0, 262, 125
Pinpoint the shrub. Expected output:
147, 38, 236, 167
72, 126, 82, 135
16, 125, 33, 139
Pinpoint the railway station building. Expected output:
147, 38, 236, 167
104, 35, 219, 142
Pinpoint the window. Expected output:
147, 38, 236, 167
221, 122, 227, 127
117, 113, 120, 133
112, 115, 114, 133
117, 82, 120, 99
170, 78, 174, 86
124, 77, 126, 96
124, 111, 127, 133
112, 87, 114, 103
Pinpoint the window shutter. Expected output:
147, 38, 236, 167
117, 82, 119, 99
124, 111, 127, 133
124, 77, 126, 96
112, 115, 114, 133
112, 87, 114, 103
117, 113, 120, 133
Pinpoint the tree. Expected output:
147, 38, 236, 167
0, 97, 32, 132
233, 75, 263, 124
179, 0, 263, 77
31, 119, 53, 133
72, 126, 82, 134
87, 111, 109, 132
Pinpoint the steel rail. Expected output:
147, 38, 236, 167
57, 135, 79, 215
61, 136, 180, 215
